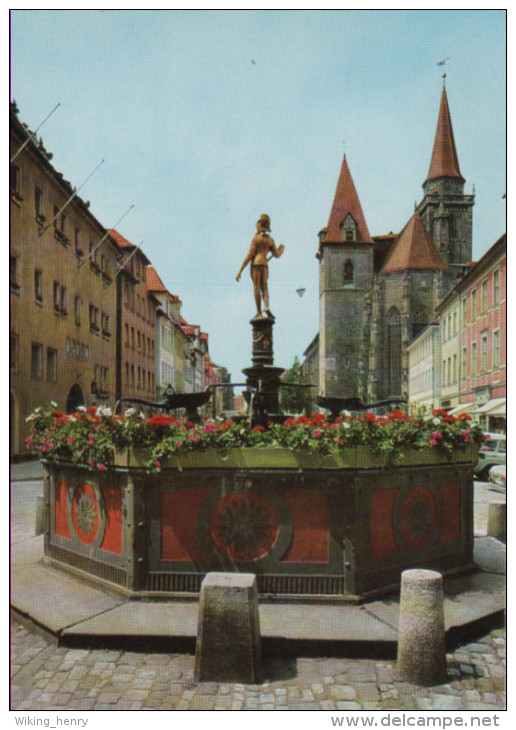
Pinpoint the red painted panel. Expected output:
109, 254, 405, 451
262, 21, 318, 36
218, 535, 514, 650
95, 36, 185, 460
72, 483, 100, 545
280, 492, 329, 564
439, 482, 461, 543
100, 484, 122, 555
161, 490, 207, 561
370, 487, 398, 558
54, 478, 71, 539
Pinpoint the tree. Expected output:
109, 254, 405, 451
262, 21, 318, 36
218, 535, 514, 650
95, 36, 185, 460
279, 356, 311, 415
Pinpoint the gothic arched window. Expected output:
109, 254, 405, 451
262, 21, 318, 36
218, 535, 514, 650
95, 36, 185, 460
386, 307, 402, 396
412, 306, 427, 339
344, 260, 354, 283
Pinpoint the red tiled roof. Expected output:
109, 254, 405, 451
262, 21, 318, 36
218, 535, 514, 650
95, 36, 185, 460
146, 266, 167, 292
380, 213, 446, 275
325, 155, 373, 244
110, 229, 135, 249
426, 85, 465, 183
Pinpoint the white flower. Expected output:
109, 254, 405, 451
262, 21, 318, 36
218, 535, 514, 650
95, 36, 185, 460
433, 417, 441, 426
125, 408, 137, 417
342, 422, 350, 429
77, 406, 87, 412
50, 401, 58, 408
97, 406, 112, 417
68, 416, 77, 422
342, 410, 351, 417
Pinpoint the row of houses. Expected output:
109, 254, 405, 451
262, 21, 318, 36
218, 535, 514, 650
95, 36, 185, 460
10, 102, 232, 455
407, 233, 506, 432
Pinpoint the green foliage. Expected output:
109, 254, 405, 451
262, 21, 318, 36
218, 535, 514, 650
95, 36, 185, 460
279, 356, 312, 415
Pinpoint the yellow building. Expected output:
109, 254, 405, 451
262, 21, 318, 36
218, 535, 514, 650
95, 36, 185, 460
10, 103, 119, 455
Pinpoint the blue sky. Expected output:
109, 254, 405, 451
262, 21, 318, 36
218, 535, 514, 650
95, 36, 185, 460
10, 9, 506, 387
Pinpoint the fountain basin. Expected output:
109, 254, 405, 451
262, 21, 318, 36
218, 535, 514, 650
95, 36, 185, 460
42, 446, 477, 601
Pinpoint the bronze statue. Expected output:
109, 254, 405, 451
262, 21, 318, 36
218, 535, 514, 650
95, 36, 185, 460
236, 214, 285, 319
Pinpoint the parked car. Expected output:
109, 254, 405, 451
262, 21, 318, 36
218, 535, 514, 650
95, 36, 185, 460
488, 464, 506, 492
474, 432, 506, 480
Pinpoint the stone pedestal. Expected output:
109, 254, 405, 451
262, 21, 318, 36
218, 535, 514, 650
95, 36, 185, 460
194, 572, 262, 684
243, 316, 284, 427
397, 569, 446, 686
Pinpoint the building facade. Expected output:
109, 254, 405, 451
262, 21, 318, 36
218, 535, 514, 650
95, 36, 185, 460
109, 230, 159, 408
447, 234, 506, 431
10, 103, 119, 454
146, 265, 187, 400
307, 82, 476, 411
407, 322, 441, 413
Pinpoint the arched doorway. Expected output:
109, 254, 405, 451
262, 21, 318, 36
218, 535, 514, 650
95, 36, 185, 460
66, 383, 85, 413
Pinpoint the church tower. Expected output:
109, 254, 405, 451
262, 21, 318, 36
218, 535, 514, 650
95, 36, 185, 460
317, 155, 374, 407
416, 79, 474, 285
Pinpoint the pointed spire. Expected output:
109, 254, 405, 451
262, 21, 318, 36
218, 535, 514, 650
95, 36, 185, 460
325, 155, 373, 243
426, 84, 465, 183
380, 213, 446, 275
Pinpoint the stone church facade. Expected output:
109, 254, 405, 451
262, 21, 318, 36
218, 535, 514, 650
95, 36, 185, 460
309, 82, 475, 411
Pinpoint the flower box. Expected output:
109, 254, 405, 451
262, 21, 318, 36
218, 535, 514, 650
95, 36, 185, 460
30, 404, 480, 601
114, 444, 477, 471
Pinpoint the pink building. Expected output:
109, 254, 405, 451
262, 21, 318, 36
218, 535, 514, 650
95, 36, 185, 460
456, 234, 506, 431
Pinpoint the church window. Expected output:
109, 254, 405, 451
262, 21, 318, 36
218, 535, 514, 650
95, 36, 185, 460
412, 307, 427, 339
386, 307, 402, 396
344, 260, 354, 283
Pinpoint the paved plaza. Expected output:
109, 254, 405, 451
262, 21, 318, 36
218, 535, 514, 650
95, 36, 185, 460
10, 461, 506, 712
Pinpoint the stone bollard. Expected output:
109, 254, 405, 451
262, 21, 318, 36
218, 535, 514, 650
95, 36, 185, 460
487, 502, 506, 542
397, 569, 447, 686
194, 572, 262, 684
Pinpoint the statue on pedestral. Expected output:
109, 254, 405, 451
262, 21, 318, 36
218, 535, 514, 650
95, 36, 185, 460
236, 214, 285, 319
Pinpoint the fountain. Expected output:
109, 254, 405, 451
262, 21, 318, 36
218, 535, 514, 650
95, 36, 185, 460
40, 215, 478, 602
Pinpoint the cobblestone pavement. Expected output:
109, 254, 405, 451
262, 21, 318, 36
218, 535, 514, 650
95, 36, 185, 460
11, 621, 505, 712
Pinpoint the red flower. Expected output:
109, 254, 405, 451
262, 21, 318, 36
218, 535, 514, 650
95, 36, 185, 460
432, 409, 448, 418
87, 406, 97, 414
458, 414, 472, 421
252, 425, 265, 432
147, 414, 175, 429
364, 412, 376, 423
390, 410, 405, 420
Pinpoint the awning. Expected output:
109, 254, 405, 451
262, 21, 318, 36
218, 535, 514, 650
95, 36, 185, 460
449, 403, 476, 416
475, 398, 506, 416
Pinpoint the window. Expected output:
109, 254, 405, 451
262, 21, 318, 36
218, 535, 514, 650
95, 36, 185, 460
31, 342, 43, 380
493, 330, 500, 368
34, 269, 43, 302
461, 347, 467, 379
453, 311, 457, 336
471, 289, 477, 320
46, 348, 58, 382
493, 270, 500, 306
447, 358, 451, 386
481, 331, 488, 372
35, 186, 44, 222
10, 256, 19, 292
10, 333, 19, 374
345, 230, 353, 241
60, 286, 67, 315
53, 281, 60, 312
125, 324, 130, 347
74, 295, 81, 326
75, 228, 83, 257
461, 298, 467, 328
131, 327, 135, 350
101, 313, 110, 337
89, 241, 99, 271
10, 163, 21, 199
481, 281, 488, 314
137, 331, 141, 351
125, 362, 130, 384
344, 260, 354, 282
131, 364, 135, 387
89, 305, 99, 332
53, 206, 59, 229
453, 354, 457, 383
471, 342, 477, 377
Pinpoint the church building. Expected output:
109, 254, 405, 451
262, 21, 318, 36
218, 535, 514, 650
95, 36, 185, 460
310, 81, 475, 410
